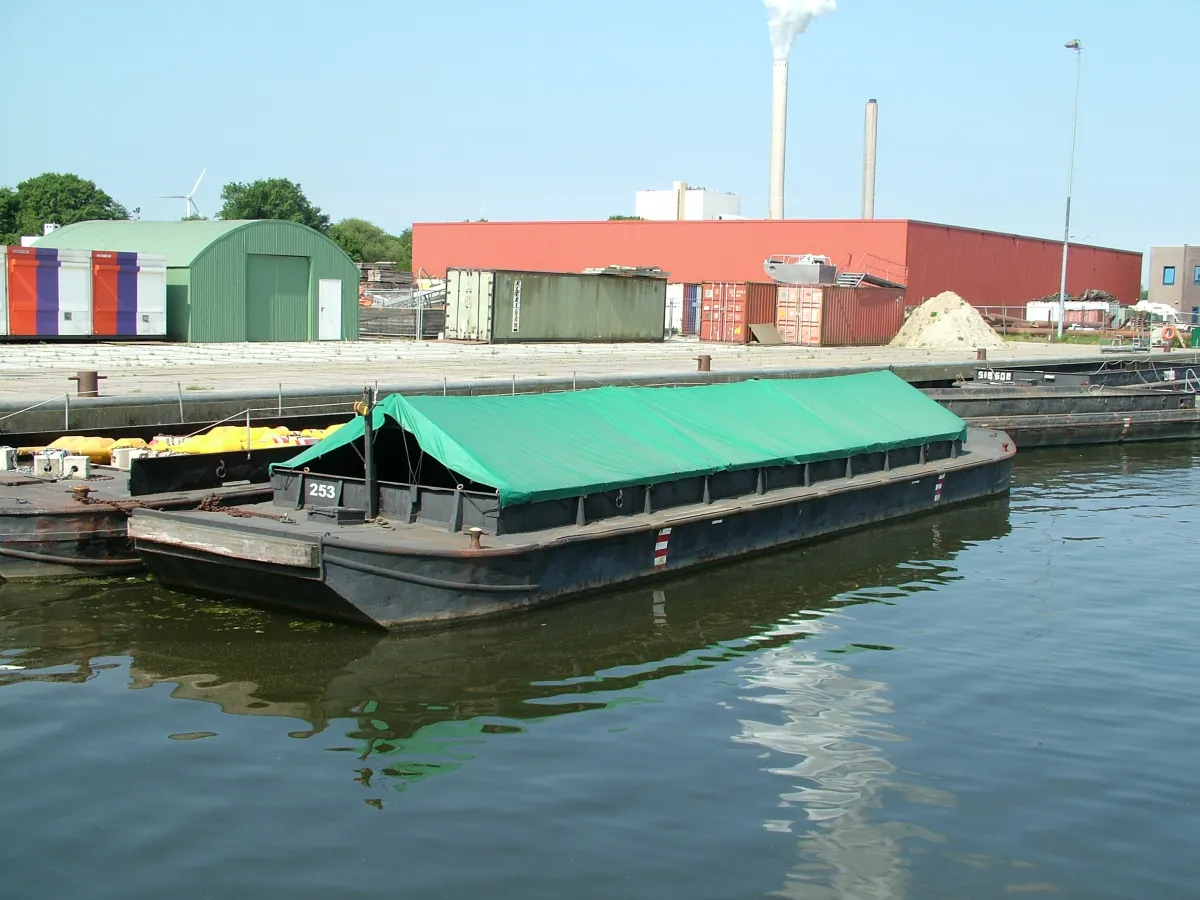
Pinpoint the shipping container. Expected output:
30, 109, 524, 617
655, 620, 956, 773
776, 285, 906, 347
1024, 300, 1115, 325
682, 284, 700, 335
91, 251, 168, 336
445, 268, 666, 343
700, 282, 776, 344
0, 247, 7, 335
5, 247, 93, 336
664, 284, 702, 335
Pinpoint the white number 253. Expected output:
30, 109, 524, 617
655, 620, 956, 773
309, 483, 337, 500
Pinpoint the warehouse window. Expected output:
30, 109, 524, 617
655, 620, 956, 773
1162, 266, 1176, 286
1193, 266, 1200, 285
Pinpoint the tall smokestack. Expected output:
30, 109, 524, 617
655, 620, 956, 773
861, 99, 878, 219
769, 61, 788, 220
763, 0, 836, 220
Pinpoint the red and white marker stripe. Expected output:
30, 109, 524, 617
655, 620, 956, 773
933, 473, 946, 504
653, 527, 672, 568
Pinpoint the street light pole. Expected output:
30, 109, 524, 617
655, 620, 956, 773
1057, 39, 1083, 339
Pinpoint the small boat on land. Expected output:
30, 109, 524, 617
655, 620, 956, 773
130, 372, 1016, 630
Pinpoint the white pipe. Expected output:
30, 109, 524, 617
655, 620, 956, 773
862, 99, 878, 219
769, 59, 789, 220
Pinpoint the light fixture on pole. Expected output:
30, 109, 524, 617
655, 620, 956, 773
1057, 39, 1083, 338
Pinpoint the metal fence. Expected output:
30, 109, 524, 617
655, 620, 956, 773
358, 285, 448, 340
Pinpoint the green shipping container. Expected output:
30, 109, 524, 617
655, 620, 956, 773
445, 269, 666, 343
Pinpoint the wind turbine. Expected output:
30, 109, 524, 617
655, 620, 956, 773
160, 167, 207, 218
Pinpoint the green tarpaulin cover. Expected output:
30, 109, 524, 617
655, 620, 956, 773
281, 371, 967, 507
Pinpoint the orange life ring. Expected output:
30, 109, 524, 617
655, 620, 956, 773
1162, 325, 1178, 344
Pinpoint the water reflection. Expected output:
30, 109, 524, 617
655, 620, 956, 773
0, 495, 1012, 796
737, 618, 950, 900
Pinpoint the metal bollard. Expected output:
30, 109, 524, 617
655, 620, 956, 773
68, 371, 106, 397
696, 354, 712, 372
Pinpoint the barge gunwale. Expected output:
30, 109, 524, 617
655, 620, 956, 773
322, 434, 1001, 559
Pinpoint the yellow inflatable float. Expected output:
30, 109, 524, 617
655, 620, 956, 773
17, 423, 344, 463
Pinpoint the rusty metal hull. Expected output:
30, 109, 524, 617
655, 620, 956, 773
0, 483, 273, 581
133, 430, 1015, 630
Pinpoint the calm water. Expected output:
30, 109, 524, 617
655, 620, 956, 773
1, 443, 1198, 899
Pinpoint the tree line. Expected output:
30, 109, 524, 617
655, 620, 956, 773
0, 172, 412, 271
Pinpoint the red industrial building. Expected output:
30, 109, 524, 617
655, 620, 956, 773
414, 219, 1142, 317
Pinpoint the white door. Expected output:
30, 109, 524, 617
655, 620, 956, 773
57, 250, 92, 336
136, 264, 167, 336
318, 279, 342, 341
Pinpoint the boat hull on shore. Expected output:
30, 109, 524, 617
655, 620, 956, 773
131, 429, 1014, 629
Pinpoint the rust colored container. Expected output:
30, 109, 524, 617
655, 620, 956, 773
1063, 308, 1106, 326
700, 282, 776, 344
775, 285, 906, 347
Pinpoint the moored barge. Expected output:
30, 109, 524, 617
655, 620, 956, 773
0, 448, 300, 580
130, 372, 1016, 629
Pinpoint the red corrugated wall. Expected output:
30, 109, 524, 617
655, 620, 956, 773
413, 220, 911, 285
414, 220, 1142, 322
904, 221, 1142, 318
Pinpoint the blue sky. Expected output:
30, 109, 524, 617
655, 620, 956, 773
7, 0, 1195, 262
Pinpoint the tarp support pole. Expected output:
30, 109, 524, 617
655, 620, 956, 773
576, 496, 586, 527
884, 451, 891, 472
362, 387, 379, 520
845, 457, 853, 479
448, 488, 463, 533
920, 444, 927, 465
703, 476, 711, 505
803, 463, 811, 487
952, 441, 960, 458
756, 469, 765, 495
644, 487, 653, 515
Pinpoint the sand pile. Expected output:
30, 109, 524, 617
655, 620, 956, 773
889, 291, 1006, 351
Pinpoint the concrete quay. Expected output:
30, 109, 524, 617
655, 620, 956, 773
0, 337, 1134, 399
0, 339, 1196, 442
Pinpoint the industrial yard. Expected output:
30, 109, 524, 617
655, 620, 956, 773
6, 0, 1200, 897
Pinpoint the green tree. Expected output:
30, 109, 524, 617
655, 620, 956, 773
0, 187, 17, 245
3, 173, 128, 241
218, 178, 330, 232
608, 215, 643, 221
328, 218, 412, 270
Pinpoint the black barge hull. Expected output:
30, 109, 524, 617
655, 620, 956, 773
131, 434, 1015, 630
0, 447, 304, 581
0, 485, 274, 581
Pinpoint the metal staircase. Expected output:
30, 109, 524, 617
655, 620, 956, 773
835, 271, 867, 287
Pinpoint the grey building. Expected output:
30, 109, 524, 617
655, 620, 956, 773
1147, 246, 1200, 320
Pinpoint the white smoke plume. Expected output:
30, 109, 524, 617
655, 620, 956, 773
763, 0, 836, 60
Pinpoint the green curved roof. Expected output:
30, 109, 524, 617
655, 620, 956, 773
35, 219, 283, 267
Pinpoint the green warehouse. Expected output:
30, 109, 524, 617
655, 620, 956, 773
36, 220, 360, 342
